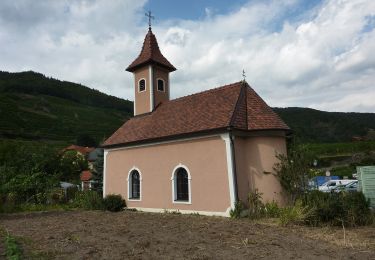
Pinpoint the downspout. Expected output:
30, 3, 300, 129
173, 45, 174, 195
229, 131, 239, 203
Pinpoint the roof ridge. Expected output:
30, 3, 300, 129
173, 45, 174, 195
170, 81, 243, 103
229, 82, 248, 129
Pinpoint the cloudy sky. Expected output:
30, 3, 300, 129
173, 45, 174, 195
0, 0, 374, 112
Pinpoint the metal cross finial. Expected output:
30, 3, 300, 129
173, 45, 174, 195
242, 69, 246, 81
145, 11, 155, 29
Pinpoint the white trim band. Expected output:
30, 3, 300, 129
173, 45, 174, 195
103, 150, 108, 198
171, 163, 192, 204
127, 206, 231, 217
127, 167, 142, 201
221, 133, 236, 209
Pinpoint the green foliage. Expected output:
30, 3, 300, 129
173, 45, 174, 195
0, 140, 61, 210
306, 141, 375, 157
274, 107, 375, 143
65, 186, 79, 202
103, 194, 126, 212
91, 150, 104, 195
330, 166, 355, 178
303, 191, 372, 227
76, 134, 97, 147
230, 201, 244, 219
0, 70, 133, 113
279, 200, 312, 226
0, 71, 132, 143
263, 201, 281, 218
73, 191, 103, 210
274, 143, 315, 203
59, 150, 88, 182
247, 189, 264, 219
5, 233, 22, 260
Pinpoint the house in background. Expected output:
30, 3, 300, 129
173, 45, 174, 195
102, 26, 290, 216
63, 145, 103, 170
62, 145, 103, 190
81, 170, 93, 191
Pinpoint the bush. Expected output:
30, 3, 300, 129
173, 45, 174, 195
248, 189, 264, 219
303, 190, 372, 227
230, 201, 244, 219
66, 186, 79, 202
263, 201, 281, 218
279, 200, 312, 226
103, 194, 126, 212
73, 191, 103, 210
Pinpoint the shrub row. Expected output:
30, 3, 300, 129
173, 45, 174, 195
73, 191, 126, 212
303, 190, 373, 227
230, 190, 373, 227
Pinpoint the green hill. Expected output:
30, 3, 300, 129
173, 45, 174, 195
0, 71, 133, 144
1, 70, 374, 146
273, 107, 375, 143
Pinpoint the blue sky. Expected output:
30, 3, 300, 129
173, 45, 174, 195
0, 0, 374, 112
144, 0, 250, 20
144, 0, 324, 31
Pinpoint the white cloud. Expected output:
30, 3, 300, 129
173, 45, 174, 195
0, 0, 374, 112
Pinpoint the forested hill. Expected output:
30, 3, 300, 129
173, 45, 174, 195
273, 107, 375, 143
0, 71, 132, 112
0, 71, 133, 144
0, 70, 374, 145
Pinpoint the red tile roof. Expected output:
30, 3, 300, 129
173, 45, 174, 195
81, 170, 92, 182
103, 82, 289, 147
126, 29, 176, 72
64, 145, 95, 155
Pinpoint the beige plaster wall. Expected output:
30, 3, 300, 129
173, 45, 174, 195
153, 66, 169, 106
134, 66, 150, 115
104, 136, 231, 213
234, 136, 287, 206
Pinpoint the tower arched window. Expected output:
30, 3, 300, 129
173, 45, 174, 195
138, 79, 146, 92
171, 165, 191, 203
128, 169, 141, 200
157, 79, 165, 92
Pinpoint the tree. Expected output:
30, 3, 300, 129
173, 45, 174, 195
91, 149, 104, 196
273, 142, 315, 203
76, 134, 98, 147
58, 151, 88, 183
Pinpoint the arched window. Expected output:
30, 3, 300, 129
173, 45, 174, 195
176, 168, 188, 201
171, 165, 191, 203
128, 169, 141, 200
138, 79, 146, 92
157, 79, 165, 92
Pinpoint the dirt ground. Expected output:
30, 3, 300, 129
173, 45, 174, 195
0, 210, 374, 259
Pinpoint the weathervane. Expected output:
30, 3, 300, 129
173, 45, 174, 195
145, 11, 155, 29
242, 69, 246, 81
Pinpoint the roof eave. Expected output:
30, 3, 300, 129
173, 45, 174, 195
101, 127, 229, 150
126, 60, 177, 72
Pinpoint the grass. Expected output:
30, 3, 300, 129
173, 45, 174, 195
0, 228, 23, 260
0, 203, 76, 214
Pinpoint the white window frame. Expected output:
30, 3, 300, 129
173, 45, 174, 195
171, 164, 191, 204
138, 78, 146, 93
127, 167, 142, 201
156, 78, 165, 92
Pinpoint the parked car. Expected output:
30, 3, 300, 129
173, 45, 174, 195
332, 180, 358, 193
318, 179, 356, 192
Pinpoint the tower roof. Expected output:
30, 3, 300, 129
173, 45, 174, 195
126, 29, 176, 72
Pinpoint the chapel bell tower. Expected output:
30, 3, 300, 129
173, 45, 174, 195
126, 14, 176, 116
